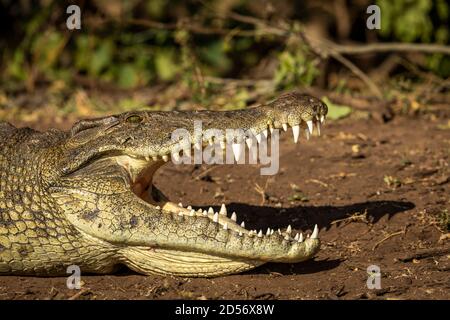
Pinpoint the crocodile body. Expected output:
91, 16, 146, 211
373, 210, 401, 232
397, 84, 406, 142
0, 92, 327, 277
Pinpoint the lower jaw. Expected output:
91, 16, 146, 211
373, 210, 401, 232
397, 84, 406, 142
125, 160, 320, 268
125, 189, 267, 277
120, 246, 265, 277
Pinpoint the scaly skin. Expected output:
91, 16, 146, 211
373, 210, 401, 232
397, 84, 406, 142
0, 92, 327, 277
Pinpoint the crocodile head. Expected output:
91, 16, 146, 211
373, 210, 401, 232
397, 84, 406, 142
52, 91, 328, 277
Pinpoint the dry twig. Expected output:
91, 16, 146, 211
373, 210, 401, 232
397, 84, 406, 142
331, 210, 369, 226
372, 227, 407, 251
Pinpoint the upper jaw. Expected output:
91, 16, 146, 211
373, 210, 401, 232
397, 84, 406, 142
110, 108, 327, 164
63, 93, 328, 171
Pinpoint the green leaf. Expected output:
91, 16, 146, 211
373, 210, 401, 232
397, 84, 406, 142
274, 47, 319, 89
200, 41, 231, 74
117, 64, 139, 88
436, 0, 449, 20
321, 97, 352, 120
155, 49, 179, 81
31, 30, 65, 71
145, 0, 168, 18
89, 39, 114, 76
74, 35, 91, 71
7, 50, 26, 80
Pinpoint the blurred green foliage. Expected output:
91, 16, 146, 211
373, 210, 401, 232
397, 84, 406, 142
377, 0, 450, 76
4, 0, 277, 91
1, 0, 448, 92
274, 45, 320, 89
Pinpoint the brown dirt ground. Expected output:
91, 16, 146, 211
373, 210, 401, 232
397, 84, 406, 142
0, 115, 449, 300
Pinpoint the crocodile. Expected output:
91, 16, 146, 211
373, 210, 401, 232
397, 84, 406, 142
0, 91, 328, 277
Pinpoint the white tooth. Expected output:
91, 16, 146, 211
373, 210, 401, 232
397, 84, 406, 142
311, 224, 319, 239
178, 203, 183, 207
262, 129, 268, 138
305, 129, 310, 140
307, 234, 310, 238
232, 143, 243, 162
155, 206, 161, 210
270, 127, 274, 134
277, 229, 282, 235
213, 212, 219, 223
249, 230, 254, 236
239, 231, 243, 237
223, 223, 228, 230
286, 225, 292, 234
320, 115, 325, 123
220, 141, 226, 150
245, 138, 253, 149
162, 155, 169, 162
240, 221, 245, 228
258, 230, 263, 237
299, 233, 304, 242
189, 210, 195, 216
202, 210, 208, 216
197, 209, 202, 213
208, 207, 214, 215
294, 233, 299, 241
270, 229, 274, 235
219, 204, 227, 216
231, 212, 237, 221
316, 121, 321, 136
307, 120, 313, 134
292, 125, 300, 143
256, 133, 262, 144
284, 234, 290, 241
266, 228, 271, 236
187, 206, 192, 210
152, 156, 158, 161
145, 156, 150, 161
282, 123, 288, 131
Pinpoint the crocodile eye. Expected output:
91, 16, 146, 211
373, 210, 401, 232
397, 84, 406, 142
126, 115, 142, 123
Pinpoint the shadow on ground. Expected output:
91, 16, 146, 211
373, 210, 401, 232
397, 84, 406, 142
205, 200, 415, 232
190, 200, 415, 276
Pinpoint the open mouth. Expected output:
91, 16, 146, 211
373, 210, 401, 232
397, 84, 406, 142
116, 117, 324, 245
51, 93, 328, 276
